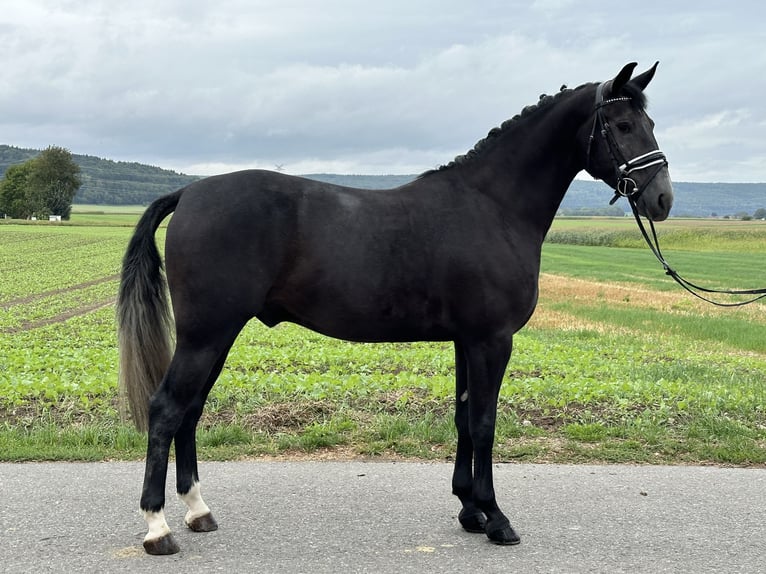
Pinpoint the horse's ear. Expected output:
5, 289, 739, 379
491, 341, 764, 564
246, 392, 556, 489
610, 62, 638, 95
629, 61, 659, 92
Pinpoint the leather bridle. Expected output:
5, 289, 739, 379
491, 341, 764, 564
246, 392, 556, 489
586, 81, 668, 206
586, 82, 766, 307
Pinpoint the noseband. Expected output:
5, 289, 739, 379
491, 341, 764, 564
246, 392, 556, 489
586, 81, 668, 205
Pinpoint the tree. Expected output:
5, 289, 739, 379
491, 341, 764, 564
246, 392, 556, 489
0, 162, 33, 218
754, 208, 766, 220
0, 146, 82, 220
26, 146, 82, 219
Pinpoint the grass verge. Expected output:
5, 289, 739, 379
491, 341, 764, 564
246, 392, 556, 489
2, 397, 764, 465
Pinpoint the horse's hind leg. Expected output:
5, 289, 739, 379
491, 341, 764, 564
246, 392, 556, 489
174, 347, 234, 534
175, 402, 217, 534
140, 331, 239, 555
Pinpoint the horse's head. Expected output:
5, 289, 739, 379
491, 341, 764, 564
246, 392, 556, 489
580, 62, 673, 221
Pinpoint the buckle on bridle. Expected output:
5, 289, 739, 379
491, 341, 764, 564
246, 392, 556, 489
609, 177, 638, 205
617, 177, 639, 197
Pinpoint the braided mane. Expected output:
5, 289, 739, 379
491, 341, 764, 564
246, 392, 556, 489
421, 79, 648, 177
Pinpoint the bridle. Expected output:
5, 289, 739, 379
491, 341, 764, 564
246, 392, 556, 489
586, 81, 668, 206
587, 82, 766, 307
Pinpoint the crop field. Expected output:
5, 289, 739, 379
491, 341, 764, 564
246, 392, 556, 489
1, 214, 765, 464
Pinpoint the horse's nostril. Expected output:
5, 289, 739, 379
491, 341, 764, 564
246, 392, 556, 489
658, 193, 666, 211
658, 192, 672, 213
650, 192, 673, 222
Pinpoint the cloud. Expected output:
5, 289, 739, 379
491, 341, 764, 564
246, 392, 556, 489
661, 110, 752, 150
1, 1, 766, 181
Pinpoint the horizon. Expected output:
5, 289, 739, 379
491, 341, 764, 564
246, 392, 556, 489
4, 143, 766, 186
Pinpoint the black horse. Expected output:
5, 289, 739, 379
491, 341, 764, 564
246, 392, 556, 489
118, 62, 673, 555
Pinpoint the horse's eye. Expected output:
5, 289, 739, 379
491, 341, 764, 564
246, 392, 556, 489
616, 122, 632, 134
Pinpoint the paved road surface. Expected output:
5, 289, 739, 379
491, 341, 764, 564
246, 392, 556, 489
1, 461, 764, 573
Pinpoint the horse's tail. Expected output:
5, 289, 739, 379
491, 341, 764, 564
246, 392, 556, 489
117, 189, 184, 432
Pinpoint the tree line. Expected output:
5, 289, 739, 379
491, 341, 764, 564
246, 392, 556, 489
0, 146, 81, 219
0, 145, 197, 207
2, 144, 766, 215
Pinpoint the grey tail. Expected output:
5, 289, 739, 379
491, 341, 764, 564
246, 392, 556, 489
117, 189, 183, 432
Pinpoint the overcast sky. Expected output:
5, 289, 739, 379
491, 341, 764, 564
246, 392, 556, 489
2, 1, 766, 182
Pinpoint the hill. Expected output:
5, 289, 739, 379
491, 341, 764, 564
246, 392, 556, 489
562, 179, 766, 218
0, 145, 198, 205
1, 145, 764, 216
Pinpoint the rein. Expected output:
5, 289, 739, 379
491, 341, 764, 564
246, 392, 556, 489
627, 197, 766, 307
590, 82, 766, 307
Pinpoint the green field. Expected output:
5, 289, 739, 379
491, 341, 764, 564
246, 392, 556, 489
1, 214, 764, 464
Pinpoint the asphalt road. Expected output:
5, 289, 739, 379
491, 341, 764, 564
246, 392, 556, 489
1, 461, 764, 573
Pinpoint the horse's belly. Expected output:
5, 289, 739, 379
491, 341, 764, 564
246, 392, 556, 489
258, 291, 453, 343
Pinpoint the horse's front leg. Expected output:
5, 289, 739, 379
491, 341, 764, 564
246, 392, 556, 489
452, 341, 486, 533
462, 335, 520, 545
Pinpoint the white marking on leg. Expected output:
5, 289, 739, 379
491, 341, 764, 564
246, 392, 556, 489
143, 509, 171, 543
460, 390, 469, 402
179, 481, 211, 526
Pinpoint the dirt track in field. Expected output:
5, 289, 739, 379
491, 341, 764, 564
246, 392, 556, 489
1, 298, 117, 334
1, 274, 119, 309
1, 274, 119, 334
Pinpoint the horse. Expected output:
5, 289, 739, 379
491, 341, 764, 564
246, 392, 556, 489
118, 62, 673, 555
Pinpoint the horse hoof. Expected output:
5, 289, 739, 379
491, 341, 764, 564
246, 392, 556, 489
458, 508, 487, 533
486, 519, 521, 546
186, 512, 219, 532
143, 533, 181, 555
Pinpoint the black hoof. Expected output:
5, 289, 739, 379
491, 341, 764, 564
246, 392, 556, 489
187, 512, 219, 533
143, 533, 181, 555
458, 508, 487, 533
486, 518, 521, 546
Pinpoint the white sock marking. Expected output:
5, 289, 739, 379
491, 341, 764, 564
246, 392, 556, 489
143, 509, 171, 542
179, 481, 211, 525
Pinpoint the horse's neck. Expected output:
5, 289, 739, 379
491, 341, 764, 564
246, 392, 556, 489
465, 87, 595, 234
